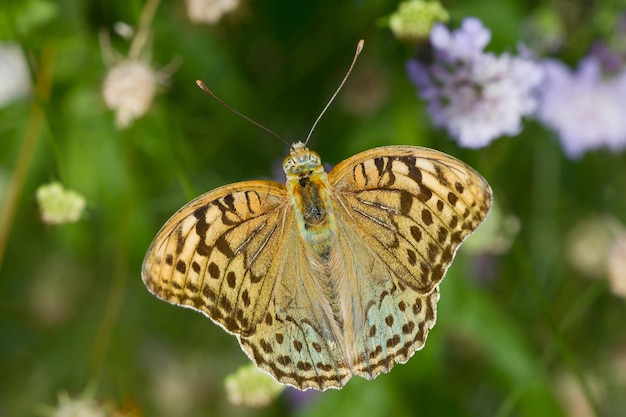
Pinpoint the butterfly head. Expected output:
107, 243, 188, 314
283, 142, 324, 176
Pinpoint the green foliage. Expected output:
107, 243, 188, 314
1, 1, 625, 416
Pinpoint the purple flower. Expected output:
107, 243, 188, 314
430, 17, 490, 61
407, 18, 544, 148
537, 57, 626, 158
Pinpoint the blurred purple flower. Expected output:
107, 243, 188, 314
285, 386, 319, 409
537, 57, 626, 158
407, 18, 544, 148
589, 42, 624, 75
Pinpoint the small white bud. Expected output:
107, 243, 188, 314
186, 0, 240, 25
607, 233, 626, 298
102, 59, 157, 128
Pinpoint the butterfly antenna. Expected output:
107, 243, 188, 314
196, 80, 291, 148
304, 39, 364, 145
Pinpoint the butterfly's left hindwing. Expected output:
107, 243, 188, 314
141, 181, 289, 337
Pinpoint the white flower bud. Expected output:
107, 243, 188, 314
0, 42, 31, 107
52, 393, 107, 417
102, 59, 157, 128
607, 233, 626, 298
186, 0, 240, 25
565, 216, 621, 279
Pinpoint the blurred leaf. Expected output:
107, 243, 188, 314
0, 0, 58, 39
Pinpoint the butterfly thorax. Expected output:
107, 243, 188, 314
283, 142, 337, 259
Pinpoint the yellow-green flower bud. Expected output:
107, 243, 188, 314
36, 182, 86, 225
389, 0, 449, 43
224, 363, 285, 407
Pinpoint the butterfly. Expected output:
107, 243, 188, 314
142, 139, 492, 391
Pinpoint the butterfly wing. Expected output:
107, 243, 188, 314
143, 145, 492, 391
329, 218, 441, 380
143, 179, 352, 390
328, 146, 492, 377
329, 145, 492, 293
142, 180, 290, 337
237, 229, 352, 390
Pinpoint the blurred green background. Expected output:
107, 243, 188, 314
2, 0, 626, 416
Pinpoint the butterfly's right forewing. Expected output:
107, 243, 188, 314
142, 180, 289, 337
329, 146, 492, 294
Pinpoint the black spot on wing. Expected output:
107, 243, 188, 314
223, 193, 236, 211
434, 165, 450, 186
374, 157, 385, 177
215, 234, 234, 257
399, 190, 413, 215
398, 155, 422, 183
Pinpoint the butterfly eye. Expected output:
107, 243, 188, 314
282, 156, 296, 174
306, 151, 321, 168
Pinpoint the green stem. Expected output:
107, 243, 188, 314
0, 43, 56, 272
87, 136, 137, 388
520, 138, 601, 416
128, 0, 163, 60
87, 192, 131, 387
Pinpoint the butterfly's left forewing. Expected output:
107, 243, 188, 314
142, 180, 290, 337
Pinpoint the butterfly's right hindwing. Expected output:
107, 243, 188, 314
141, 180, 289, 337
